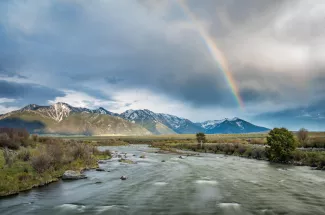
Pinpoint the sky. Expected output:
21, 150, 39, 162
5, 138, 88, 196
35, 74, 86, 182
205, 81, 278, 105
0, 0, 325, 130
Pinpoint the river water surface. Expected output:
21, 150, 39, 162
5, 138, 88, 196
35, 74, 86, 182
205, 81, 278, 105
1, 145, 324, 215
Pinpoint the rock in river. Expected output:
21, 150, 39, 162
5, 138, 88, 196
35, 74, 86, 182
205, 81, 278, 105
120, 176, 127, 180
62, 170, 87, 180
96, 168, 105, 172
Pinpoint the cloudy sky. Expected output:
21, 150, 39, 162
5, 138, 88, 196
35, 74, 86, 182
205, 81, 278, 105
1, 0, 325, 130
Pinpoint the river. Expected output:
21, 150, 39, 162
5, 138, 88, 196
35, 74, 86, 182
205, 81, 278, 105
1, 145, 324, 215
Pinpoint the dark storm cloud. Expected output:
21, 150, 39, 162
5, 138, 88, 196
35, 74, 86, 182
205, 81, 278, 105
0, 0, 325, 129
0, 0, 239, 108
0, 80, 65, 105
239, 88, 281, 103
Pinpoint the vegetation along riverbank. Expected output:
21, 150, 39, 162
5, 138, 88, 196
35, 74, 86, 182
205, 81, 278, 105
1, 127, 325, 197
0, 128, 111, 197
151, 128, 325, 170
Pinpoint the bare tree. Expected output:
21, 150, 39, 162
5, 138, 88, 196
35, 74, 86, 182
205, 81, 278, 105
297, 128, 309, 147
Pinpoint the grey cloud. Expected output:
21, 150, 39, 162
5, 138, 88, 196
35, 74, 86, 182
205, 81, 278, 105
253, 99, 325, 130
0, 80, 65, 105
0, 0, 324, 128
105, 76, 125, 85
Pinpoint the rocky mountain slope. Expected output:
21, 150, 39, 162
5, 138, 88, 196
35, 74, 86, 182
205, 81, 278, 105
0, 103, 269, 135
0, 103, 150, 135
120, 109, 203, 134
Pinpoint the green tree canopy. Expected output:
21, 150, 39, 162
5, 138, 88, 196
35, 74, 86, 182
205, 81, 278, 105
196, 132, 207, 143
266, 128, 297, 163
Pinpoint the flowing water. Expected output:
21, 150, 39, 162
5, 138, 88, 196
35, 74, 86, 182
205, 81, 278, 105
1, 145, 324, 215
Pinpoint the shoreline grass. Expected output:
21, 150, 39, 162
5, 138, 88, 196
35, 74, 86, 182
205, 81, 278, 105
0, 134, 113, 197
151, 142, 325, 170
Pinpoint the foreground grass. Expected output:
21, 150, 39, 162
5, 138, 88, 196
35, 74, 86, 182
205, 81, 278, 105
0, 140, 111, 197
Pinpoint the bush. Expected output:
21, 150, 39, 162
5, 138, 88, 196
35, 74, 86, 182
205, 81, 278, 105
292, 150, 307, 161
20, 139, 34, 148
93, 148, 111, 159
251, 147, 266, 160
244, 147, 253, 157
0, 128, 29, 140
308, 137, 325, 148
3, 147, 15, 167
0, 133, 20, 150
18, 172, 31, 181
297, 128, 309, 147
31, 151, 52, 174
32, 134, 38, 142
196, 133, 207, 148
236, 144, 247, 155
69, 143, 91, 160
17, 148, 31, 161
46, 143, 63, 168
266, 128, 297, 163
38, 136, 52, 143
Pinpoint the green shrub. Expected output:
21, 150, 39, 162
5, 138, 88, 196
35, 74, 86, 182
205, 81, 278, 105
17, 172, 31, 182
244, 147, 253, 158
17, 148, 31, 161
20, 139, 35, 148
3, 147, 15, 167
266, 128, 297, 163
93, 148, 111, 159
292, 150, 307, 161
251, 147, 266, 160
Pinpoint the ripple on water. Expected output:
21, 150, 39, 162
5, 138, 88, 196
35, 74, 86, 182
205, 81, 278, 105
218, 203, 241, 208
56, 203, 86, 212
195, 180, 218, 185
153, 182, 168, 186
95, 205, 128, 214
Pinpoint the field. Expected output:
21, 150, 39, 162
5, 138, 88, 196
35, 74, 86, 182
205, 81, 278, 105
59, 132, 325, 148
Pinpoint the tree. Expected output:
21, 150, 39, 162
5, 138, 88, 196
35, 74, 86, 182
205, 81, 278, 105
266, 128, 297, 163
196, 132, 207, 148
297, 128, 309, 147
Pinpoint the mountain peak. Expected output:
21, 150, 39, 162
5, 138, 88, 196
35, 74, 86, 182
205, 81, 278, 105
51, 102, 72, 109
230, 117, 239, 121
21, 104, 40, 111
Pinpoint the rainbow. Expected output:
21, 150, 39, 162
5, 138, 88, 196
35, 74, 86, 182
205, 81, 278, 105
176, 0, 244, 108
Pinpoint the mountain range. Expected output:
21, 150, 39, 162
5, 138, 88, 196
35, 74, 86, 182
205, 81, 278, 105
0, 102, 269, 135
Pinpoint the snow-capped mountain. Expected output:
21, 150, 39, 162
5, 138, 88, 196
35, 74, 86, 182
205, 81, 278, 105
92, 107, 119, 117
197, 118, 269, 134
120, 109, 204, 134
0, 102, 269, 135
0, 102, 150, 135
120, 109, 268, 134
13, 102, 118, 122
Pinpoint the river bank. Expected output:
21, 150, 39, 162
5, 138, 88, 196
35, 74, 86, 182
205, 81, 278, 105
151, 142, 325, 170
0, 138, 112, 197
1, 144, 324, 215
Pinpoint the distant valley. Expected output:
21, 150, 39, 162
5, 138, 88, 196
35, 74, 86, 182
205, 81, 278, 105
0, 102, 269, 135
